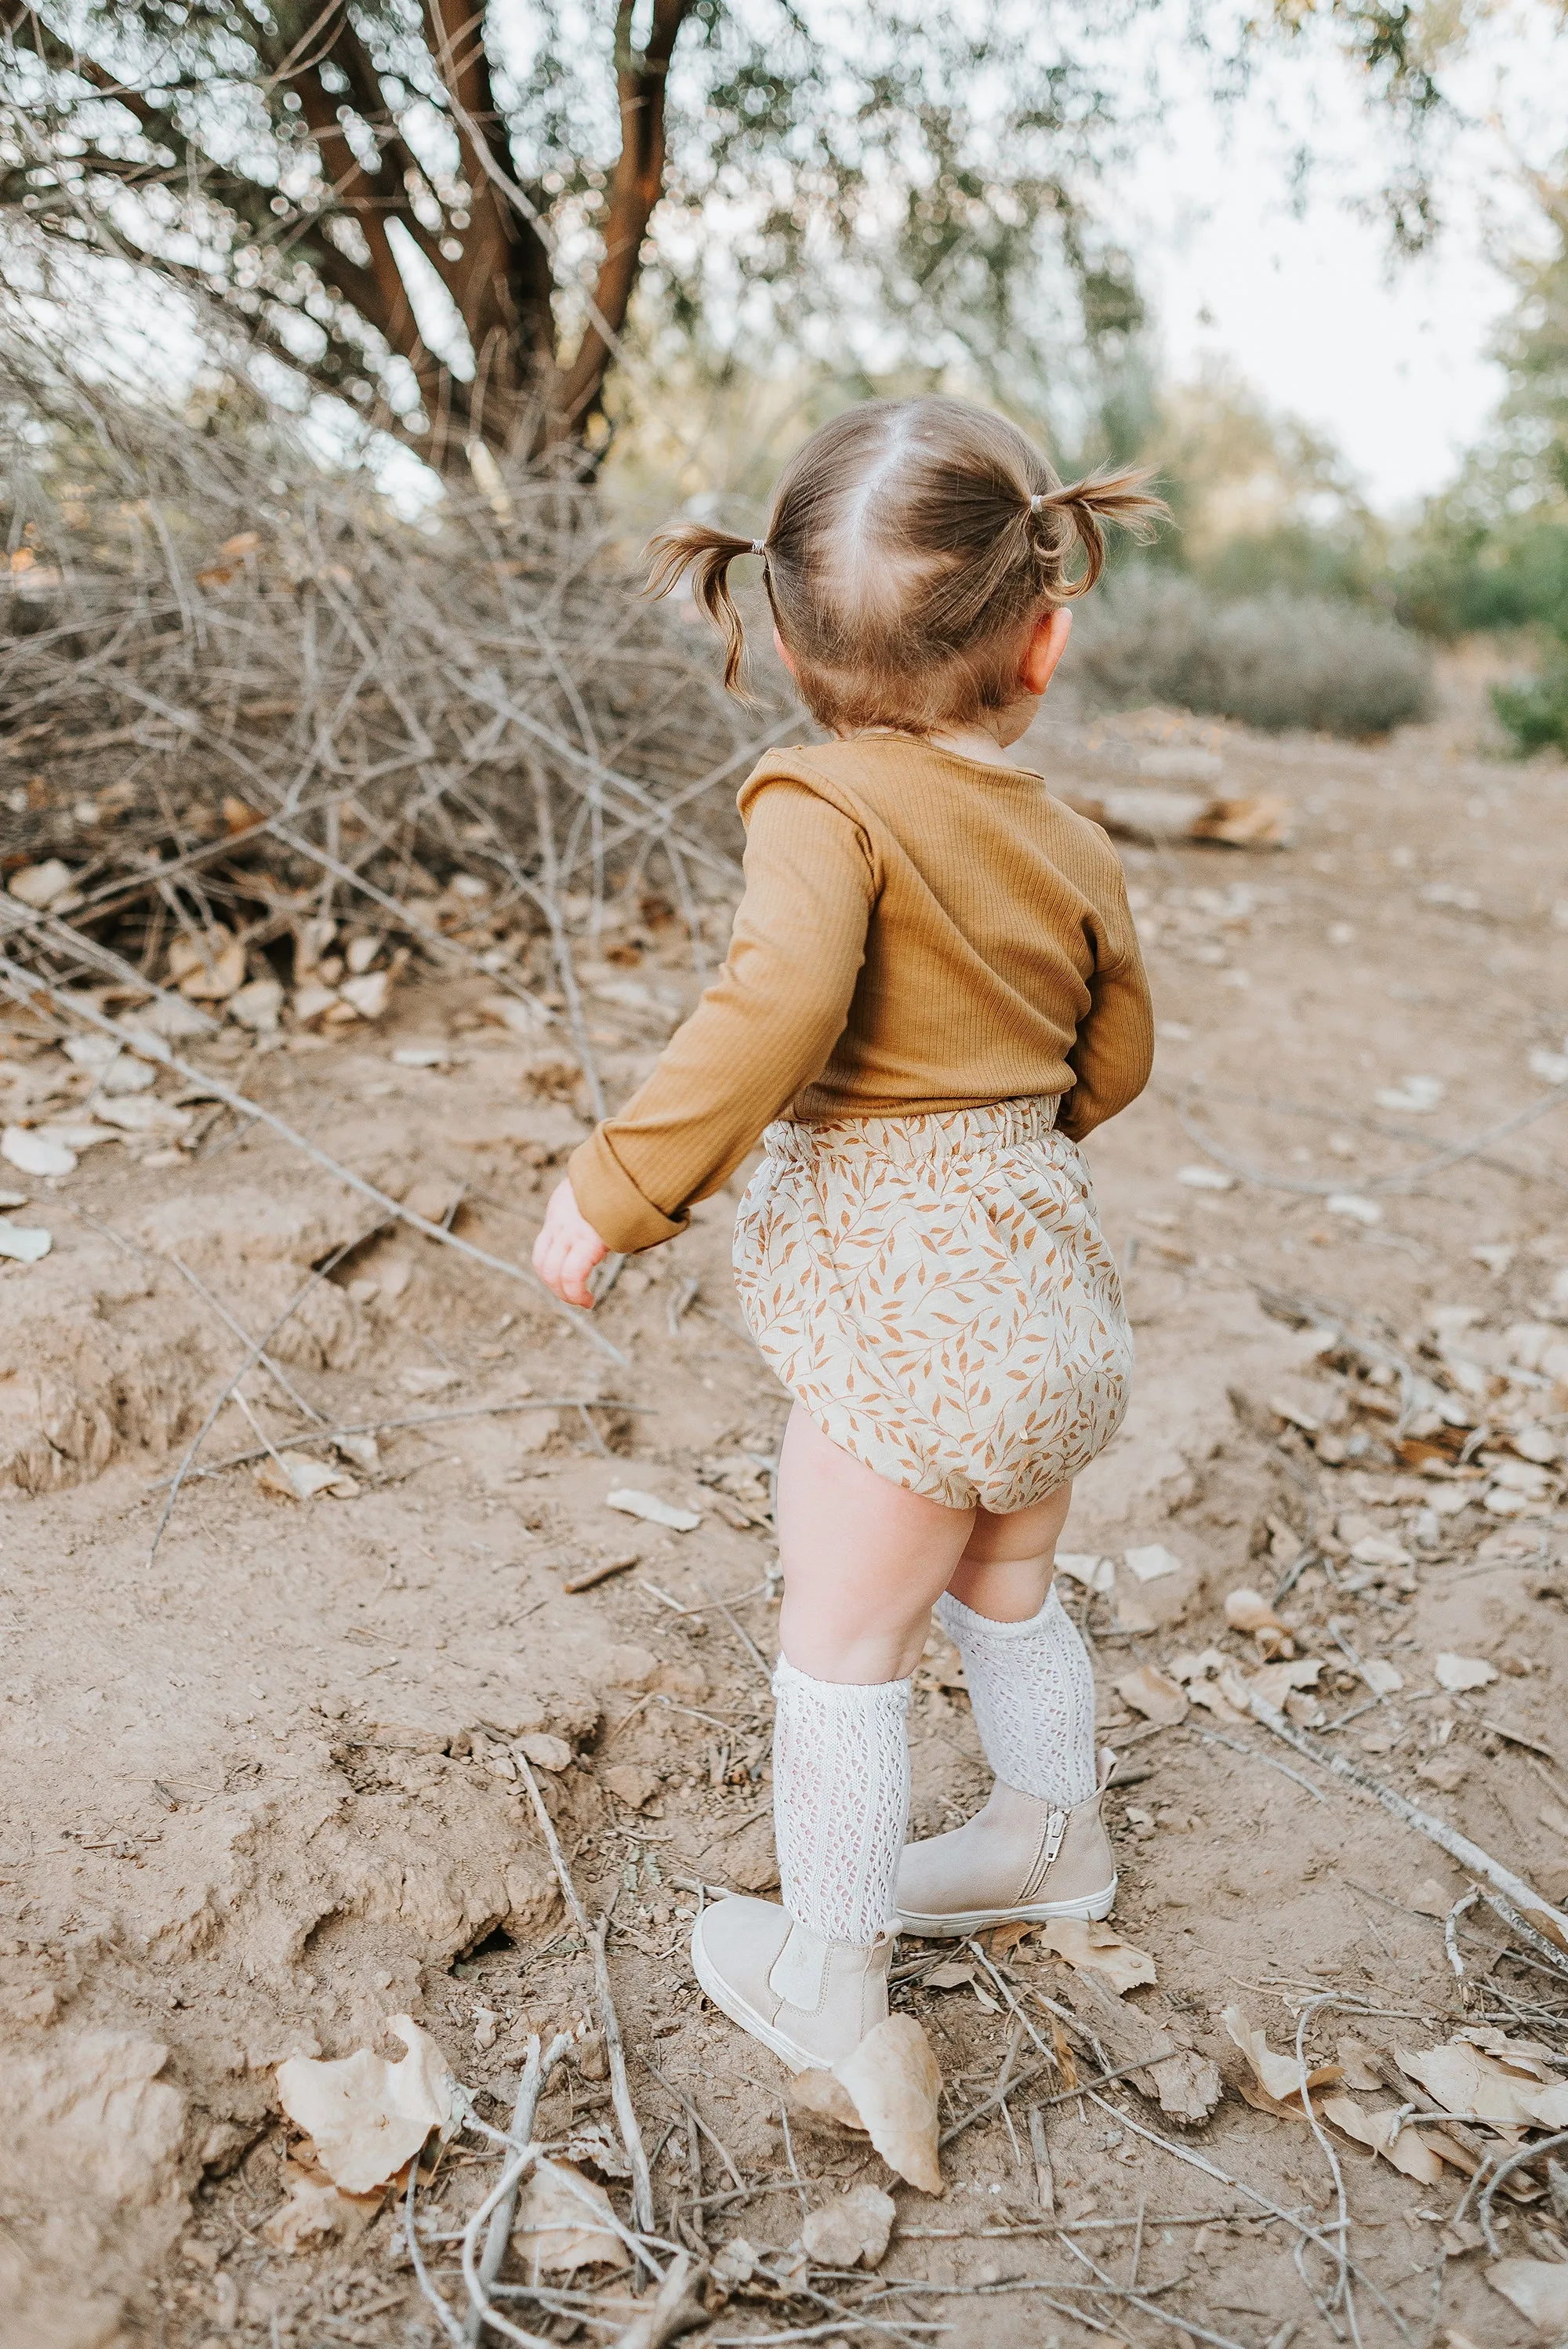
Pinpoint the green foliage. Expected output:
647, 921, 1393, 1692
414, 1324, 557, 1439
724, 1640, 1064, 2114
1069, 568, 1433, 735
1491, 651, 1568, 753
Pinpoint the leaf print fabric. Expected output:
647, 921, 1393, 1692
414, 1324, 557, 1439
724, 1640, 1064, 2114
732, 1097, 1132, 1512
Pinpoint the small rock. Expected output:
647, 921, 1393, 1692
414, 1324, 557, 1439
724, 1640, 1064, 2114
602, 1763, 662, 1810
517, 1733, 573, 1774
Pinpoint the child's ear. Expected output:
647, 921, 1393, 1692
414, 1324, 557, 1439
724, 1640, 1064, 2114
772, 624, 798, 679
1020, 608, 1072, 696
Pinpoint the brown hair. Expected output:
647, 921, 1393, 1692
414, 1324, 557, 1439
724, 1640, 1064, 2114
645, 395, 1168, 734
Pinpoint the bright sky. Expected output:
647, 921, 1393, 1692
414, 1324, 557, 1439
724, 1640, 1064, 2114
1118, 8, 1561, 514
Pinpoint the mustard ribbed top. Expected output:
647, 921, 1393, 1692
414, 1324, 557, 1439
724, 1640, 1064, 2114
568, 737, 1154, 1254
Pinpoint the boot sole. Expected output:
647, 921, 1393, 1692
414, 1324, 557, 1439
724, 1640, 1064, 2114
896, 1874, 1117, 1938
690, 1907, 819, 2073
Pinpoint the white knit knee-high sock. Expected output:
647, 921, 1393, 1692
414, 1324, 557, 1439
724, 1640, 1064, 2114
935, 1585, 1097, 1809
771, 1657, 911, 1944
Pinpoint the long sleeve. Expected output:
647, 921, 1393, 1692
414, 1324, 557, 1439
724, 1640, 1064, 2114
1055, 862, 1153, 1143
567, 780, 878, 1253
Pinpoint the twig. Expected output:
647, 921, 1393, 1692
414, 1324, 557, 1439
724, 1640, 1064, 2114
1174, 1075, 1568, 1197
565, 1553, 641, 1594
695, 1577, 773, 1686
142, 1396, 651, 1487
461, 2030, 575, 2347
1244, 1688, 1568, 1965
511, 1744, 657, 2243
608, 2250, 712, 2349
1185, 1726, 1328, 1802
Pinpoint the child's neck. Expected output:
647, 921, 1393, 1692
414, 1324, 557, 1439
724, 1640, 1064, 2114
928, 725, 1016, 770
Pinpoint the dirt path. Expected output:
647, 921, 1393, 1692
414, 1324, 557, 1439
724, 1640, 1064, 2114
2, 695, 1566, 2348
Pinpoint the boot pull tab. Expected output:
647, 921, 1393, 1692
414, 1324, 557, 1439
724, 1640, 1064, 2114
1096, 1746, 1116, 1794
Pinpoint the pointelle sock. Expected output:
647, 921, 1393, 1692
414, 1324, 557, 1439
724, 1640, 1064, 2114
935, 1583, 1096, 1810
771, 1655, 911, 1945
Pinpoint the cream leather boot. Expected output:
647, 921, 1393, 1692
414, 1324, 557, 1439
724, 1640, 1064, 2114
895, 1749, 1118, 1937
691, 1894, 893, 2071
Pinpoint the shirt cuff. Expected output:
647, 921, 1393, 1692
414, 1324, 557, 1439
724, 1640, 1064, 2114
567, 1130, 689, 1255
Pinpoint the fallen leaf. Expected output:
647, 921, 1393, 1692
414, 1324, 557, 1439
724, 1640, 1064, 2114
926, 1959, 978, 1991
1327, 1192, 1382, 1225
92, 1095, 192, 1135
1123, 1543, 1185, 1582
1224, 2007, 1340, 2110
1223, 1588, 1292, 1646
1360, 1657, 1404, 1695
262, 2178, 355, 2253
336, 1432, 380, 1473
2, 1124, 75, 1176
710, 2236, 759, 2287
1176, 1165, 1234, 1192
787, 2069, 866, 2133
1247, 1657, 1323, 1710
1145, 2049, 1224, 2125
1439, 2219, 1485, 2258
392, 1044, 450, 1069
800, 2183, 897, 2270
168, 928, 246, 1000
275, 2017, 455, 2194
1055, 1552, 1115, 1594
1186, 1676, 1252, 1725
229, 978, 284, 1033
1042, 1918, 1157, 1995
256, 1451, 354, 1501
1115, 1664, 1189, 1726
1337, 2036, 1385, 2093
1348, 1532, 1410, 1568
7, 859, 79, 911
1321, 2094, 1444, 2183
62, 1033, 157, 1091
1436, 1653, 1498, 1691
0, 1217, 50, 1263
514, 2158, 631, 2274
605, 1487, 702, 1533
1396, 2039, 1566, 2129
1456, 2025, 1563, 2082
1486, 2259, 1568, 2331
339, 971, 390, 1020
561, 2121, 633, 2180
833, 2013, 942, 2193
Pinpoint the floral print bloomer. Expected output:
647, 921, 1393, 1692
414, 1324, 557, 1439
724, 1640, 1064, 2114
731, 1095, 1132, 1512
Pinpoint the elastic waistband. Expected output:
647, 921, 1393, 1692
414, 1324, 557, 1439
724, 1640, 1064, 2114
763, 1095, 1061, 1168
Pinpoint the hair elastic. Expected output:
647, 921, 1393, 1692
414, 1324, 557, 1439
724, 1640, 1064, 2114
1028, 492, 1046, 513
751, 538, 768, 556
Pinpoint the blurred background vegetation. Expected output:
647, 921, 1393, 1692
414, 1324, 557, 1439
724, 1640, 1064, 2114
2, 0, 1565, 749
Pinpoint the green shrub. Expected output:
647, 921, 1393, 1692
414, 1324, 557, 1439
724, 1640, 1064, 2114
1492, 648, 1568, 754
1069, 569, 1435, 736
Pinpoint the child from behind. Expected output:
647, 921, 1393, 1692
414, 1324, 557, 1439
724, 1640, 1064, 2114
535, 396, 1163, 2069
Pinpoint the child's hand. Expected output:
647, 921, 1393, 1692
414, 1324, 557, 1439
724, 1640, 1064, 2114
532, 1179, 608, 1308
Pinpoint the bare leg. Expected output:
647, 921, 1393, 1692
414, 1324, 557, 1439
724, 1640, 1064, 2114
775, 1404, 978, 1681
946, 1481, 1073, 1621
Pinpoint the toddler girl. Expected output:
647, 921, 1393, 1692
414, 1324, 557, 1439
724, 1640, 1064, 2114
534, 396, 1163, 2072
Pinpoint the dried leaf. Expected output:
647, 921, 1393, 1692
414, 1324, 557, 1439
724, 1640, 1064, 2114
1224, 2007, 1340, 2110
92, 1095, 192, 1135
1396, 2039, 1568, 2129
1486, 2259, 1568, 2331
1321, 2094, 1444, 2184
1337, 2036, 1385, 2093
833, 2014, 942, 2194
1041, 1918, 1157, 1995
275, 2017, 455, 2193
168, 928, 246, 1000
256, 1450, 356, 1501
262, 2178, 356, 2253
1223, 1588, 1283, 1634
2, 1124, 75, 1176
926, 1959, 978, 1991
8, 859, 78, 911
605, 1487, 702, 1533
0, 1217, 50, 1263
711, 2237, 759, 2287
1360, 1657, 1404, 1695
514, 2158, 631, 2274
1146, 2049, 1224, 2124
1123, 1543, 1185, 1582
1456, 2025, 1563, 2082
339, 971, 390, 1020
1436, 1653, 1498, 1691
561, 2121, 633, 2180
787, 2068, 866, 2134
230, 978, 284, 1033
1115, 1665, 1188, 1727
1247, 1657, 1323, 1710
800, 2183, 897, 2270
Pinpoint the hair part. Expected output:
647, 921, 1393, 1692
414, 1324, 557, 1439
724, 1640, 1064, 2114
644, 396, 1169, 733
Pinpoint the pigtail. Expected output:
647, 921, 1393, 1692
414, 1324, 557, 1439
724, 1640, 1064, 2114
1031, 464, 1169, 597
644, 520, 767, 695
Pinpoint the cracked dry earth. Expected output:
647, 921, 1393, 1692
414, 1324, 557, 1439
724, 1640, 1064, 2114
3, 693, 1568, 2349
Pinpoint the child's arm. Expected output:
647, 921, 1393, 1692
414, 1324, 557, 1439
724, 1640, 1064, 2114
561, 778, 877, 1257
1056, 866, 1154, 1142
